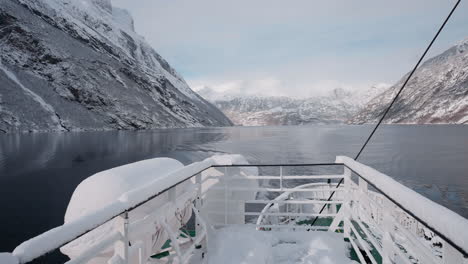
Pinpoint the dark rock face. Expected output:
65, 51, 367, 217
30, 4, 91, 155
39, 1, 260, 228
349, 38, 468, 124
0, 0, 232, 133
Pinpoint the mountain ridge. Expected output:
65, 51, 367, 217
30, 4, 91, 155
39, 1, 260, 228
0, 0, 232, 133
349, 37, 468, 125
198, 85, 389, 126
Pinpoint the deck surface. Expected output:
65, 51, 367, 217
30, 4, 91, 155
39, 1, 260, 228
200, 226, 357, 264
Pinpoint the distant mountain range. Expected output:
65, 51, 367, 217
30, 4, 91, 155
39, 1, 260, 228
198, 85, 389, 126
0, 0, 232, 133
200, 37, 468, 126
350, 38, 468, 124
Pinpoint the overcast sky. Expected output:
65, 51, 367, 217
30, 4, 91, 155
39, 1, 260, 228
113, 0, 468, 98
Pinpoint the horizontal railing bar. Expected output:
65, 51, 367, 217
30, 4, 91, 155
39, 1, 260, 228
211, 163, 344, 167
225, 175, 344, 180
65, 231, 121, 264
209, 187, 343, 192
206, 211, 337, 217
212, 224, 337, 231
205, 199, 343, 204
245, 199, 343, 204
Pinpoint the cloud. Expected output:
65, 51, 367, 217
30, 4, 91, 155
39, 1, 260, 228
112, 0, 468, 97
191, 78, 284, 96
190, 77, 375, 99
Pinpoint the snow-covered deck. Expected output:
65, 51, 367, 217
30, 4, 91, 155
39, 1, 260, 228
203, 227, 355, 264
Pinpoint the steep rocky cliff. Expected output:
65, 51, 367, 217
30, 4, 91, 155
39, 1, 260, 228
0, 0, 232, 133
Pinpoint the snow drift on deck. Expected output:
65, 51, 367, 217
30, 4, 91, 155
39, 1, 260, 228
208, 226, 356, 264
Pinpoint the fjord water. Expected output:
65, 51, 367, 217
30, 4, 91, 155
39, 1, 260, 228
0, 125, 467, 254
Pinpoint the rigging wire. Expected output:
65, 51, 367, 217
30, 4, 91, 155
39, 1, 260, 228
309, 0, 462, 227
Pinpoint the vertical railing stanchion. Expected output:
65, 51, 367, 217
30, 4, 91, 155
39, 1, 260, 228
224, 167, 228, 225
195, 173, 207, 253
114, 212, 129, 264
280, 166, 284, 224
279, 166, 283, 191
343, 167, 351, 240
381, 199, 395, 264
138, 246, 143, 264
358, 174, 368, 220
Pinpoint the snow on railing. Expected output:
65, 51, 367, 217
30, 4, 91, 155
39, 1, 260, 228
335, 156, 468, 264
201, 163, 345, 230
3, 155, 248, 264
209, 158, 468, 264
3, 155, 468, 264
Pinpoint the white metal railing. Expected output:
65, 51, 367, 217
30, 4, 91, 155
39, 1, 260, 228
338, 156, 468, 264
59, 178, 207, 264
2, 156, 468, 264
2, 157, 228, 264
201, 159, 468, 264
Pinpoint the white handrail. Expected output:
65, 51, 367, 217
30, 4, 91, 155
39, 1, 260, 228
337, 156, 468, 256
9, 155, 247, 264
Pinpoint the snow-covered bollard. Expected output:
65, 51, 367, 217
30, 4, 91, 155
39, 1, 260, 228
0, 253, 19, 264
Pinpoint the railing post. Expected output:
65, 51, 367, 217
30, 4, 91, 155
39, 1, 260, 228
358, 176, 368, 193
343, 167, 351, 239
195, 173, 207, 256
280, 166, 284, 224
358, 176, 369, 220
381, 200, 395, 264
113, 212, 129, 264
279, 166, 283, 191
224, 167, 228, 225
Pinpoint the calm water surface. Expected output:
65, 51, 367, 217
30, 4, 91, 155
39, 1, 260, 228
1, 124, 467, 255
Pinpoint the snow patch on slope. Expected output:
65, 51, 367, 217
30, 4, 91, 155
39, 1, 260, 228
112, 7, 134, 32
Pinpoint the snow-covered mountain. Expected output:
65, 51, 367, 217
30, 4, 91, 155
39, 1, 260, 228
198, 85, 389, 126
0, 0, 232, 133
350, 38, 468, 124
